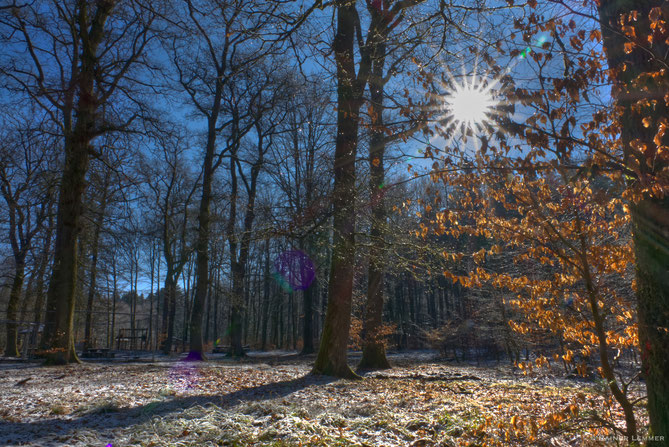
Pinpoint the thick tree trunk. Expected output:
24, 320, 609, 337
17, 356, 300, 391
597, 0, 669, 438
40, 2, 114, 365
40, 139, 89, 365
31, 216, 53, 349
360, 39, 390, 370
5, 260, 25, 357
313, 1, 368, 379
633, 198, 669, 437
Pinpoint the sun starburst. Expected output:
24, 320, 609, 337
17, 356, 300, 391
441, 76, 498, 139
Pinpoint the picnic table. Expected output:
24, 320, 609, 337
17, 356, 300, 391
212, 345, 250, 354
81, 348, 115, 358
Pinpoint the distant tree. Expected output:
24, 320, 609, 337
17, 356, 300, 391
162, 0, 288, 360
0, 118, 56, 357
267, 80, 334, 354
225, 65, 289, 356
82, 159, 113, 351
140, 134, 198, 354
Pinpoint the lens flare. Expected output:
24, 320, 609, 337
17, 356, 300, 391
446, 82, 496, 131
168, 358, 200, 392
273, 250, 315, 292
435, 36, 550, 152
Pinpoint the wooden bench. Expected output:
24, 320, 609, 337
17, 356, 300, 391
81, 348, 115, 358
212, 345, 250, 354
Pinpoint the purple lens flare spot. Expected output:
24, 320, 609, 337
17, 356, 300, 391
273, 250, 316, 291
168, 358, 200, 391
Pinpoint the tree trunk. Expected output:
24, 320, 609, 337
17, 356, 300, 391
205, 270, 212, 344
189, 84, 222, 359
182, 263, 192, 353
160, 276, 170, 352
166, 280, 178, 355
31, 214, 53, 349
227, 131, 263, 356
229, 262, 245, 357
313, 0, 369, 379
582, 251, 638, 442
40, 2, 114, 365
111, 258, 117, 350
40, 141, 89, 364
148, 243, 155, 353
301, 283, 315, 354
360, 37, 390, 370
261, 240, 271, 350
213, 267, 219, 344
632, 198, 669, 437
83, 179, 108, 350
598, 0, 669, 438
4, 259, 25, 357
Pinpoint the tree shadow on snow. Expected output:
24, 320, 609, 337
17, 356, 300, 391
0, 373, 335, 446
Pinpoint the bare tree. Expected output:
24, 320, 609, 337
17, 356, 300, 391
139, 134, 198, 355
0, 117, 56, 357
0, 0, 158, 363
82, 160, 112, 350
225, 65, 290, 356
314, 0, 423, 379
267, 81, 334, 354
163, 0, 286, 360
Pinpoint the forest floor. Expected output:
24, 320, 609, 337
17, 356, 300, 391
0, 351, 647, 446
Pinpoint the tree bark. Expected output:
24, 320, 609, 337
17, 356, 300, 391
188, 77, 223, 360
41, 1, 115, 365
31, 212, 54, 350
633, 198, 669, 437
597, 0, 669, 438
161, 277, 178, 355
83, 173, 109, 350
360, 35, 390, 370
40, 138, 89, 364
313, 0, 371, 379
4, 260, 25, 357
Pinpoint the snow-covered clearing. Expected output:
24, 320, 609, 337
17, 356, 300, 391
0, 352, 645, 446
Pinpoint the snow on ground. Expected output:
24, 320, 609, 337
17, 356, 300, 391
0, 351, 646, 446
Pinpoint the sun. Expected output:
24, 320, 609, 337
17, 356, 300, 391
443, 80, 496, 133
